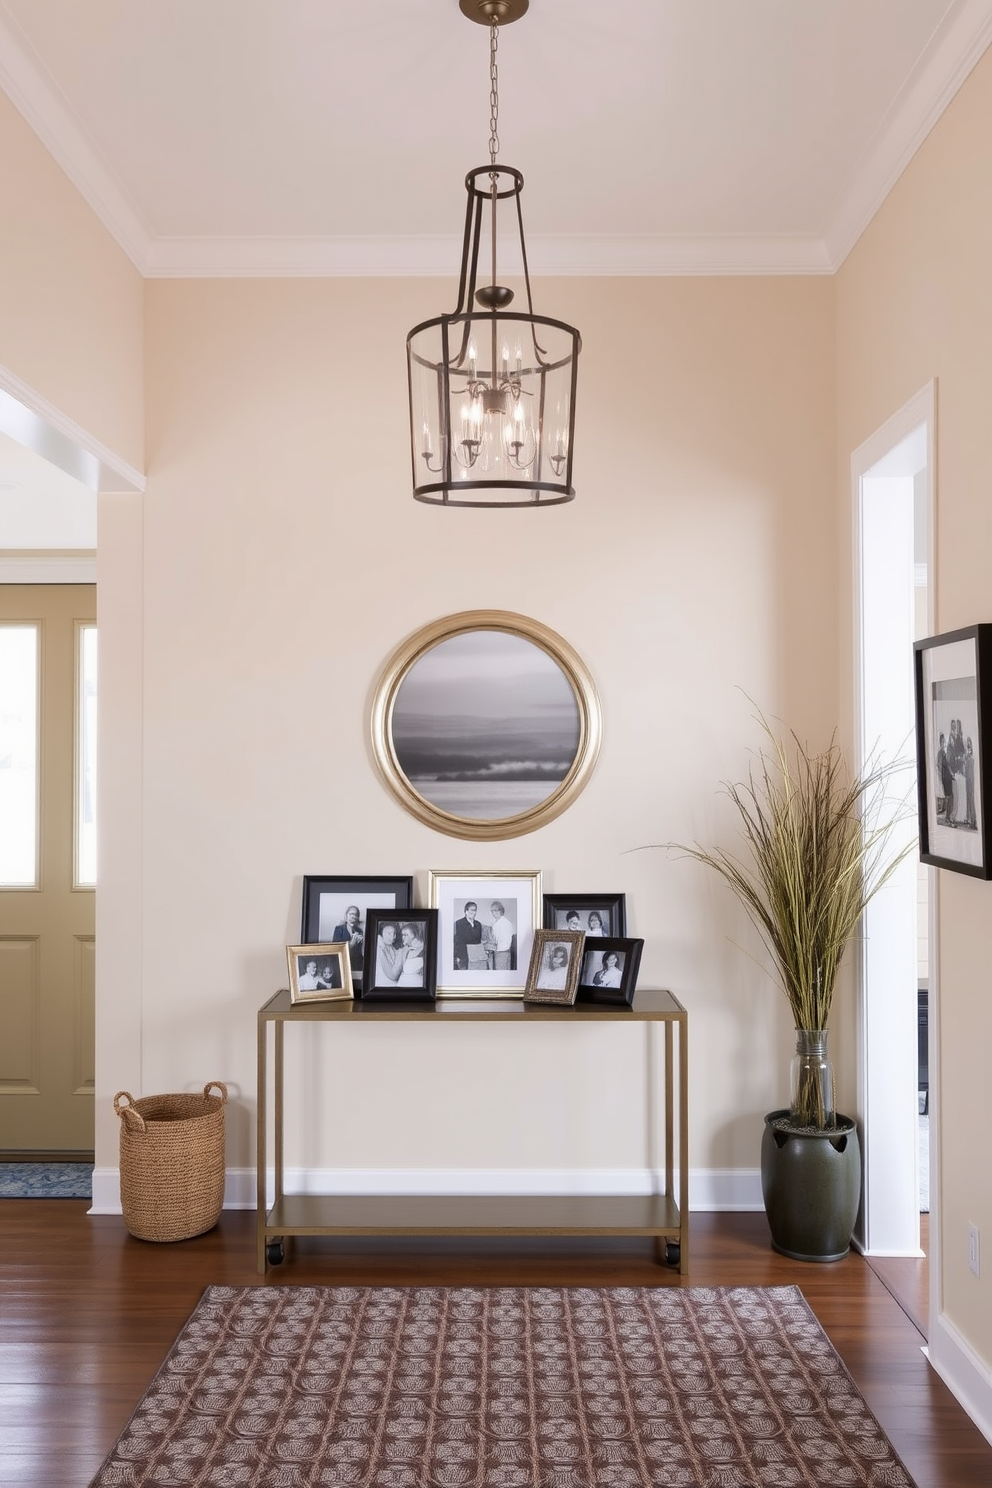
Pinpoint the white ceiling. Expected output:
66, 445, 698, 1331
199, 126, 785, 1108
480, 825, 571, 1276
1, 0, 990, 277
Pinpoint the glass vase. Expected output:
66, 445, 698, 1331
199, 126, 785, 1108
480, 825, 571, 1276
790, 1029, 836, 1130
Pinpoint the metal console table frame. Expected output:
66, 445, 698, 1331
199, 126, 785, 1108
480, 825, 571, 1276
256, 987, 688, 1274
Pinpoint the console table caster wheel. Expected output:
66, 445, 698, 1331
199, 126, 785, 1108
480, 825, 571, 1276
664, 1241, 681, 1267
266, 1240, 284, 1266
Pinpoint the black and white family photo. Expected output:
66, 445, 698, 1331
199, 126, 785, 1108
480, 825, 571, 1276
301, 877, 414, 977
582, 947, 624, 989
297, 954, 340, 991
286, 942, 353, 1004
933, 709, 978, 831
915, 627, 991, 878
373, 921, 427, 988
557, 907, 609, 936
429, 871, 542, 997
575, 936, 644, 1006
537, 942, 573, 990
363, 909, 439, 1002
452, 897, 518, 972
524, 929, 583, 1005
543, 895, 627, 938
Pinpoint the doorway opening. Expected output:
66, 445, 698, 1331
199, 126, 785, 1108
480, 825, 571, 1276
852, 382, 934, 1266
0, 424, 97, 1157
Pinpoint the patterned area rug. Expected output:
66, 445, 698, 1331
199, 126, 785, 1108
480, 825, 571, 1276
90, 1284, 916, 1488
0, 1162, 92, 1198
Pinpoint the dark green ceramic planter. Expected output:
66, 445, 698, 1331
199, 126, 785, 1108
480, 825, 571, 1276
760, 1108, 861, 1262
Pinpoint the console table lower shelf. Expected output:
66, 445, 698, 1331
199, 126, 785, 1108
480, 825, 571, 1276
257, 988, 689, 1274
261, 1194, 684, 1268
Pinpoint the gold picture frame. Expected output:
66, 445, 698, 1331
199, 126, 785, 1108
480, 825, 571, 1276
428, 869, 542, 999
523, 929, 585, 1005
286, 942, 354, 1004
370, 610, 601, 841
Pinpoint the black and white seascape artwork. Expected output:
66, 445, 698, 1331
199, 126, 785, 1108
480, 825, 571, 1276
391, 630, 582, 821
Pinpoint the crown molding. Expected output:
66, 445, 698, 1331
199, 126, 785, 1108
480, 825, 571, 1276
2, 1, 991, 280
144, 231, 833, 278
0, 5, 152, 270
825, 0, 992, 268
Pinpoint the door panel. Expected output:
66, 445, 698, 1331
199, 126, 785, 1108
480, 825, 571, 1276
0, 585, 95, 1151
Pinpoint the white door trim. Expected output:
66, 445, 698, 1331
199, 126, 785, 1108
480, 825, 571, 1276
851, 379, 936, 1262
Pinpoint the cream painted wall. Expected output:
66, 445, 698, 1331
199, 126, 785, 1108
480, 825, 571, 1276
0, 91, 143, 469
95, 274, 838, 1187
837, 43, 992, 1398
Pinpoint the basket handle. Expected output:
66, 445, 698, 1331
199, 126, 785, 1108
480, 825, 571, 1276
113, 1090, 146, 1133
204, 1081, 228, 1105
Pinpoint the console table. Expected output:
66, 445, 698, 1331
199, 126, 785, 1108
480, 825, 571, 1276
256, 987, 688, 1274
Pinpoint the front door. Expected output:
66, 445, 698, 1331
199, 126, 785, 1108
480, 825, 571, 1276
0, 584, 95, 1151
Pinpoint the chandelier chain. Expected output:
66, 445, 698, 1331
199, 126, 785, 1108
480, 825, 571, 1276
489, 19, 500, 169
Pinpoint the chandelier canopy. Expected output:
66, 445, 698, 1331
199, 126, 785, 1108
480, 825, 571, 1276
407, 0, 580, 507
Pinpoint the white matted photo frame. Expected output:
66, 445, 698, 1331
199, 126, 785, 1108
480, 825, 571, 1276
300, 876, 413, 981
286, 942, 354, 1004
575, 937, 644, 1007
915, 625, 992, 878
363, 909, 439, 1003
523, 929, 584, 1005
428, 869, 542, 998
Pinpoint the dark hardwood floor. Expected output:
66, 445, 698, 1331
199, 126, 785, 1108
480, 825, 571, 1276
1, 1202, 989, 1488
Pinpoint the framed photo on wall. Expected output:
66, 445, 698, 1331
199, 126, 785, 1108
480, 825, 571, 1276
575, 937, 644, 1007
363, 909, 439, 1003
300, 876, 413, 980
543, 893, 627, 938
914, 625, 992, 878
286, 943, 354, 1004
428, 869, 542, 998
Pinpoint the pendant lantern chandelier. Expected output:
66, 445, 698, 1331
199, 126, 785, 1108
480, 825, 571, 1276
407, 0, 580, 507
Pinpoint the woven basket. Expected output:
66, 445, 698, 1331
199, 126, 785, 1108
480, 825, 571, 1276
114, 1082, 227, 1242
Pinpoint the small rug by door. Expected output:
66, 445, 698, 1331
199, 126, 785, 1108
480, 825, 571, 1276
0, 1162, 92, 1198
90, 1284, 916, 1488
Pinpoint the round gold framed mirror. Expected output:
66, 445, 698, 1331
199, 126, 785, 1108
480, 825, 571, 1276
370, 611, 602, 840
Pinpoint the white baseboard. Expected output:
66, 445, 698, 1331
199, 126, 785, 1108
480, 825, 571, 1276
689, 1168, 763, 1211
928, 1308, 992, 1448
90, 1165, 765, 1215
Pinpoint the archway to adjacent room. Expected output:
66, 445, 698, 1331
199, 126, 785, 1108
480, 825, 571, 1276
852, 382, 935, 1277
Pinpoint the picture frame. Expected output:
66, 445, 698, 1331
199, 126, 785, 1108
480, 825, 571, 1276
428, 869, 543, 998
543, 893, 627, 938
575, 936, 644, 1007
300, 876, 413, 980
370, 611, 602, 842
523, 929, 584, 1005
286, 943, 354, 1004
363, 909, 439, 1002
914, 624, 992, 878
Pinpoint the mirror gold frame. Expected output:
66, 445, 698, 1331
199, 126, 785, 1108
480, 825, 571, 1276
370, 610, 602, 841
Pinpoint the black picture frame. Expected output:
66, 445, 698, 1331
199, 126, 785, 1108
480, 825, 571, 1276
362, 909, 438, 1002
300, 876, 413, 978
543, 893, 627, 939
575, 936, 644, 1007
914, 625, 992, 878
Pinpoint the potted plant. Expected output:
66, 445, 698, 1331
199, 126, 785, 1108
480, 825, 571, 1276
678, 713, 913, 1261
